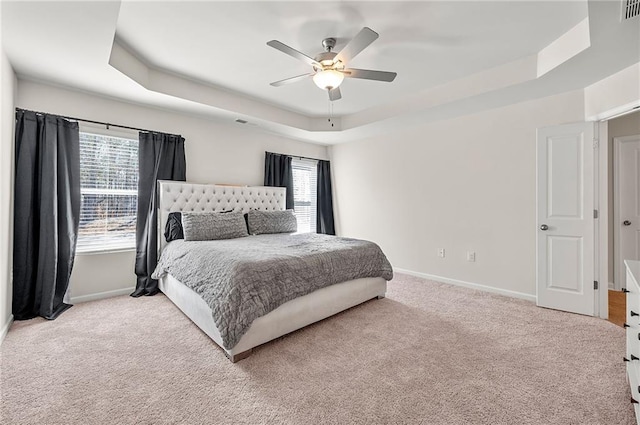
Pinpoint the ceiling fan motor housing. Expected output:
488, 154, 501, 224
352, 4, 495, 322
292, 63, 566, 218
322, 37, 336, 51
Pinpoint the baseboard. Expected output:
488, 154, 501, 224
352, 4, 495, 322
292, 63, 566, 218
70, 287, 134, 304
394, 268, 537, 303
1, 287, 132, 341
0, 314, 14, 345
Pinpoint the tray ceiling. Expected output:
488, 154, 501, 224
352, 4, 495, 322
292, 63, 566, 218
2, 1, 638, 144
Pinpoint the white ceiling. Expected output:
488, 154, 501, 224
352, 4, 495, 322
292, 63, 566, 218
114, 1, 587, 116
1, 1, 639, 144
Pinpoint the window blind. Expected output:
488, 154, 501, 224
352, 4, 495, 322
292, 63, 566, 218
292, 158, 318, 233
77, 132, 138, 252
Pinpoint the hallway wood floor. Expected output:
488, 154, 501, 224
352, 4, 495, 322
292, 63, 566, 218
609, 290, 625, 328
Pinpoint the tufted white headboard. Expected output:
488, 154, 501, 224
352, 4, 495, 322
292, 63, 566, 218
157, 180, 286, 252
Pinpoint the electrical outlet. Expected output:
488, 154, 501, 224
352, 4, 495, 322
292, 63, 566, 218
467, 251, 476, 262
438, 248, 445, 258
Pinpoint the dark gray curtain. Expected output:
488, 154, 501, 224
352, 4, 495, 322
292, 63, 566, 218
12, 110, 81, 320
316, 160, 335, 235
264, 152, 294, 209
132, 132, 186, 297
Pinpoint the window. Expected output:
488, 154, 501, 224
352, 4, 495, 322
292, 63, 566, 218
292, 158, 318, 233
77, 132, 138, 253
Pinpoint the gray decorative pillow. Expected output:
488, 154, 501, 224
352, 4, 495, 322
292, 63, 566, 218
182, 211, 248, 241
247, 209, 297, 235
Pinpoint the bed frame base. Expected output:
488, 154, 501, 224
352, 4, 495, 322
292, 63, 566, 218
220, 295, 386, 362
159, 274, 387, 363
226, 348, 253, 363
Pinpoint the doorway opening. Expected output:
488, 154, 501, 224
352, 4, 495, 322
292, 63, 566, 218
608, 110, 640, 290
603, 110, 640, 325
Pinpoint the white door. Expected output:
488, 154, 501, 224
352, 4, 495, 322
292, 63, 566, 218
536, 123, 594, 315
615, 135, 640, 289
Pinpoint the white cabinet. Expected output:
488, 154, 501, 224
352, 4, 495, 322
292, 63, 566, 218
625, 260, 640, 425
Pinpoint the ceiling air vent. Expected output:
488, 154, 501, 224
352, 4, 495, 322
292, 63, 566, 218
235, 118, 248, 124
622, 0, 640, 20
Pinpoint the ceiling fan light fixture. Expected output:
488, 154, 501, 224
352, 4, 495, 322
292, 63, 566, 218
313, 69, 344, 90
267, 27, 396, 100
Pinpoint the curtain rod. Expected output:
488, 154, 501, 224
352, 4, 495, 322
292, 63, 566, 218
15, 108, 182, 138
267, 151, 325, 162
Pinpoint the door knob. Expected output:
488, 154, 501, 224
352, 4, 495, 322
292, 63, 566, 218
624, 220, 632, 226
540, 224, 549, 231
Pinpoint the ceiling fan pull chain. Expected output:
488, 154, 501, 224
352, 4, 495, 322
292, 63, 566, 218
328, 99, 334, 128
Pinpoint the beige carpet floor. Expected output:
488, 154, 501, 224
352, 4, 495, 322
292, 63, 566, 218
0, 273, 634, 425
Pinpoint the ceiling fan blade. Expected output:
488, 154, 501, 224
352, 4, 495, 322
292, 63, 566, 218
334, 27, 379, 64
267, 40, 320, 67
328, 87, 342, 101
343, 68, 397, 82
270, 73, 313, 87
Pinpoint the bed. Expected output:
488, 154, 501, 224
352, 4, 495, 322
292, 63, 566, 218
154, 180, 391, 362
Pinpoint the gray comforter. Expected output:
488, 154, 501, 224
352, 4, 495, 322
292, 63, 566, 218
151, 233, 393, 349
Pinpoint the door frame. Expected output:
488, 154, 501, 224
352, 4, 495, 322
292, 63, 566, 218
613, 135, 640, 290
593, 107, 639, 319
596, 120, 608, 319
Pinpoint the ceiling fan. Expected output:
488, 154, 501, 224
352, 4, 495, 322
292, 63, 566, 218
267, 27, 397, 101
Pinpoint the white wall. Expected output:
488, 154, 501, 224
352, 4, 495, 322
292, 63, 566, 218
8, 67, 635, 309
585, 62, 640, 121
0, 48, 17, 338
330, 90, 585, 298
16, 80, 328, 300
